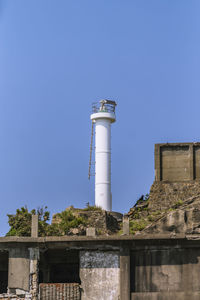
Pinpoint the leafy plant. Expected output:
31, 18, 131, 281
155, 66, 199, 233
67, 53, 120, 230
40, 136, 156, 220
6, 206, 88, 237
6, 206, 50, 237
129, 219, 148, 234
147, 215, 155, 222
53, 210, 87, 235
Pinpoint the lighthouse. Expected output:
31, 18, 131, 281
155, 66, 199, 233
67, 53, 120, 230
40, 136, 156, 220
90, 100, 117, 211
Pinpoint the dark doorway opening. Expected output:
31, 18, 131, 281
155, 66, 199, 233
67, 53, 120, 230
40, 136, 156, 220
39, 249, 80, 284
0, 251, 8, 294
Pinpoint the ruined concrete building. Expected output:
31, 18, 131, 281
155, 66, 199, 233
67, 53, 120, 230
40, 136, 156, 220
1, 143, 200, 300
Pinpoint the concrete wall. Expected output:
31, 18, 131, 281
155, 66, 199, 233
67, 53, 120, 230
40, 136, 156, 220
80, 251, 120, 300
3, 237, 200, 300
154, 143, 200, 182
131, 247, 200, 299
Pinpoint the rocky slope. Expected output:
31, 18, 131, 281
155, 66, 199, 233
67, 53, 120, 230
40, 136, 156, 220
52, 206, 121, 235
128, 181, 200, 235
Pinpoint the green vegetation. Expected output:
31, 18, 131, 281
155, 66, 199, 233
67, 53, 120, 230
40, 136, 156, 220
132, 212, 140, 219
6, 206, 87, 237
147, 215, 156, 222
6, 206, 50, 237
96, 229, 103, 235
129, 219, 148, 234
51, 210, 87, 235
174, 200, 183, 208
168, 208, 175, 212
82, 203, 102, 211
151, 211, 161, 216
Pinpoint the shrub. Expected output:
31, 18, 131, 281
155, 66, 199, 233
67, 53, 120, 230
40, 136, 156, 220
82, 203, 102, 211
6, 206, 50, 237
6, 206, 88, 237
147, 215, 155, 222
129, 219, 148, 234
53, 210, 87, 235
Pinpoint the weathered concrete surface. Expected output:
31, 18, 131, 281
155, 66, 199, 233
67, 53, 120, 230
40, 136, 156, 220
155, 143, 192, 182
8, 248, 30, 292
131, 292, 200, 300
154, 143, 198, 182
80, 251, 120, 300
131, 248, 200, 293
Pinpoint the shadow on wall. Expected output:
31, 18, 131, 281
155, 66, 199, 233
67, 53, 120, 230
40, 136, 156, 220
39, 249, 80, 284
0, 251, 8, 294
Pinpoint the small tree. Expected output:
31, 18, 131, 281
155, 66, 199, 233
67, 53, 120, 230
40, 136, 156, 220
6, 206, 50, 237
6, 206, 88, 237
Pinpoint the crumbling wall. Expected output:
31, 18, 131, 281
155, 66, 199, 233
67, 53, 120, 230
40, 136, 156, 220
52, 208, 120, 235
39, 283, 80, 300
0, 248, 39, 300
80, 251, 120, 300
29, 248, 39, 300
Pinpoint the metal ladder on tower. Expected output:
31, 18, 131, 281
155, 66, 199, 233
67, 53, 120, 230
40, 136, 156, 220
88, 120, 95, 179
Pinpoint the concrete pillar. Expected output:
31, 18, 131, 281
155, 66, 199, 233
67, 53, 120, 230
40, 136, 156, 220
120, 248, 130, 300
123, 214, 130, 235
189, 144, 194, 180
31, 215, 38, 238
29, 248, 39, 300
155, 144, 161, 181
8, 248, 30, 293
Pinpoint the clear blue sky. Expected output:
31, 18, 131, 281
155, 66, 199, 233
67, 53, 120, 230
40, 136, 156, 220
0, 0, 199, 236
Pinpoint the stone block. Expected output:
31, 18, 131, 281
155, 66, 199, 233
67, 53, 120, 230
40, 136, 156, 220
86, 227, 96, 237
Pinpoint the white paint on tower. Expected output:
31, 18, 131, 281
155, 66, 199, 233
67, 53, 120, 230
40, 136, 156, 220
90, 100, 117, 211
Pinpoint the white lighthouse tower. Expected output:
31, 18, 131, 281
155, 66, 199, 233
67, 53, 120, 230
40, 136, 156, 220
89, 100, 117, 211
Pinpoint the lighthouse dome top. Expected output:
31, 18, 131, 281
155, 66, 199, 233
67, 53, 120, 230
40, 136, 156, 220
90, 99, 117, 123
